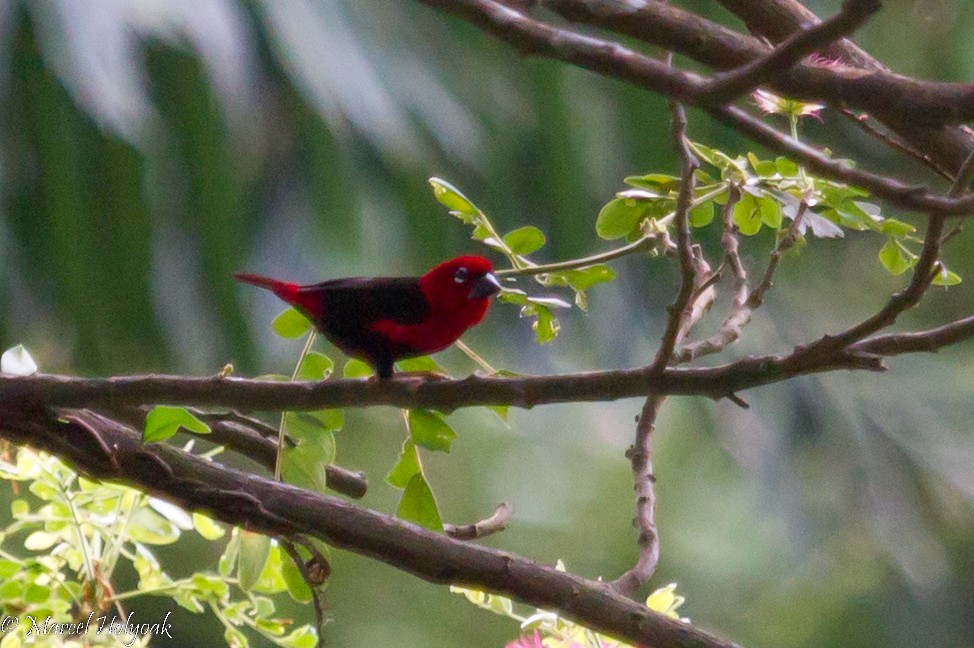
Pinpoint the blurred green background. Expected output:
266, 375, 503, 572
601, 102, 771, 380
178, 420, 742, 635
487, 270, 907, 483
2, 0, 974, 646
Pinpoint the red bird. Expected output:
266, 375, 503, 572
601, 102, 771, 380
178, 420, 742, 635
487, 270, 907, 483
235, 256, 502, 378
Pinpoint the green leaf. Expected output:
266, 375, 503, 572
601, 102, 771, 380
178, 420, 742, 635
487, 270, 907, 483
408, 410, 457, 453
689, 201, 715, 228
219, 529, 240, 577
280, 547, 313, 603
343, 358, 374, 379
225, 627, 250, 648
758, 196, 782, 228
128, 507, 181, 545
281, 411, 337, 492
732, 194, 762, 236
531, 306, 560, 344
563, 264, 616, 290
932, 266, 962, 286
0, 560, 20, 579
192, 513, 225, 540
596, 197, 649, 240
272, 307, 313, 339
296, 351, 334, 380
747, 153, 778, 178
623, 174, 681, 192
282, 626, 320, 648
281, 441, 332, 493
429, 177, 479, 215
238, 531, 272, 591
489, 405, 510, 424
143, 406, 210, 443
880, 219, 916, 236
689, 141, 718, 166
775, 157, 800, 177
1, 344, 38, 376
25, 584, 50, 604
24, 531, 59, 551
879, 238, 915, 275
397, 355, 446, 374
254, 545, 289, 595
503, 226, 546, 255
397, 474, 444, 532
386, 439, 421, 489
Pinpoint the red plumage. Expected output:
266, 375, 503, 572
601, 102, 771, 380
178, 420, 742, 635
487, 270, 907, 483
235, 256, 501, 378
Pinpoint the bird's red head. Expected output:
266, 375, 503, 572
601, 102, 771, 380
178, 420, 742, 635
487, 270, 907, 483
419, 255, 501, 331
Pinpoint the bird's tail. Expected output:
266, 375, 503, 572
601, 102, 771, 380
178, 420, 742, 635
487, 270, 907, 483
234, 273, 302, 303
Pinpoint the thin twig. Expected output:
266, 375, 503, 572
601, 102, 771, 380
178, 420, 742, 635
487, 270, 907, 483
610, 395, 664, 596
279, 538, 329, 647
675, 186, 756, 362
444, 503, 512, 540
650, 101, 700, 373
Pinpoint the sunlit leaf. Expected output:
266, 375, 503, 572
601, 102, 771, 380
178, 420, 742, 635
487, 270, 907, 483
563, 264, 615, 290
238, 531, 272, 591
623, 173, 680, 192
878, 238, 915, 275
397, 474, 443, 532
932, 266, 962, 286
272, 307, 313, 339
596, 197, 649, 240
774, 157, 800, 177
880, 219, 916, 236
758, 196, 782, 228
128, 507, 181, 545
503, 226, 546, 255
193, 513, 225, 540
429, 177, 478, 215
1, 345, 38, 376
732, 194, 762, 236
689, 201, 715, 228
386, 439, 421, 489
408, 410, 457, 453
397, 355, 446, 374
144, 406, 211, 443
297, 351, 334, 380
343, 358, 374, 378
280, 546, 313, 603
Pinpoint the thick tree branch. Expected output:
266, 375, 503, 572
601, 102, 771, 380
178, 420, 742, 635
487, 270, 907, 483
545, 0, 974, 173
415, 0, 974, 216
0, 407, 737, 648
0, 338, 940, 414
651, 100, 700, 373
699, 0, 881, 105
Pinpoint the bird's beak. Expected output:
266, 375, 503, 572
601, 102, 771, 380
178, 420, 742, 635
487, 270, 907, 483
468, 272, 502, 299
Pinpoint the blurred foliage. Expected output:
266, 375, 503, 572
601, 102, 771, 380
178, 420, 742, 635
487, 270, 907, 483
2, 1, 974, 647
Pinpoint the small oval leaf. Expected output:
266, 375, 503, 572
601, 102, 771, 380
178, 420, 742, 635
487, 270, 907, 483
502, 226, 546, 255
272, 308, 313, 339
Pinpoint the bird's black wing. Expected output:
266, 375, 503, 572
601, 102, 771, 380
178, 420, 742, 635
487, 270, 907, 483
300, 276, 429, 325
296, 277, 429, 375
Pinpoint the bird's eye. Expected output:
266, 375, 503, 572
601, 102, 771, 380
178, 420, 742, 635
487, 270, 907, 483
454, 268, 468, 284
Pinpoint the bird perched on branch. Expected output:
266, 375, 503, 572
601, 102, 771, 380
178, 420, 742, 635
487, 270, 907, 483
235, 256, 502, 379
